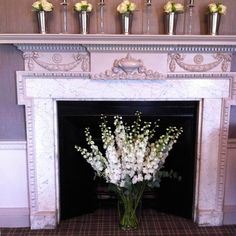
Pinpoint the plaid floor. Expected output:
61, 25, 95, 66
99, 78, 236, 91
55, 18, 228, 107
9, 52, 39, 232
1, 208, 236, 236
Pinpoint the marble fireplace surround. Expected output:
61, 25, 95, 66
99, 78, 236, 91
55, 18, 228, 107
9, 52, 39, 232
12, 35, 236, 229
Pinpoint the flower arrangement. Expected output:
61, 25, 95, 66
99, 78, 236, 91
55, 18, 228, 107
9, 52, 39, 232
117, 0, 137, 14
74, 0, 93, 12
32, 0, 53, 12
75, 112, 183, 229
163, 1, 184, 13
208, 2, 227, 14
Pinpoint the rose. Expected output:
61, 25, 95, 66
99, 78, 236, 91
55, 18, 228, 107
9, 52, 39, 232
32, 1, 41, 11
163, 1, 173, 13
208, 3, 227, 14
208, 3, 218, 13
117, 0, 136, 14
117, 3, 128, 14
74, 1, 93, 12
218, 3, 227, 14
163, 1, 184, 13
174, 3, 184, 12
41, 0, 53, 11
32, 0, 53, 12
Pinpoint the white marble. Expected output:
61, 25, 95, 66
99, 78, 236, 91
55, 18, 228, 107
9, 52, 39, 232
14, 41, 236, 229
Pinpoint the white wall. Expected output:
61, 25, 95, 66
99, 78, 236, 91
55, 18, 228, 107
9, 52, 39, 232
0, 141, 29, 227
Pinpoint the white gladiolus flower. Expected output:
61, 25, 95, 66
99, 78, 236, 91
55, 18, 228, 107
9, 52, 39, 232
75, 112, 183, 189
144, 174, 152, 181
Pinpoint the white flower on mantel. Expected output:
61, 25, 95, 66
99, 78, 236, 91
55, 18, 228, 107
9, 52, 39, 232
208, 2, 227, 14
74, 0, 93, 12
75, 112, 183, 189
163, 1, 184, 13
117, 0, 136, 14
32, 0, 53, 12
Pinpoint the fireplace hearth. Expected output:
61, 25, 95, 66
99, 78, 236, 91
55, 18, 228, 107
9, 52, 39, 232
58, 101, 198, 220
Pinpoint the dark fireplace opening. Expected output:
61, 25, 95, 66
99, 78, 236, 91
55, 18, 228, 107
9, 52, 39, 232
58, 101, 198, 221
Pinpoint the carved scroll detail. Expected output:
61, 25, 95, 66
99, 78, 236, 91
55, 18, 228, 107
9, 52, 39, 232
168, 53, 232, 72
93, 53, 163, 80
23, 52, 89, 72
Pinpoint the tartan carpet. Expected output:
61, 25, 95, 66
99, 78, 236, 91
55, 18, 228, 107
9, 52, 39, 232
1, 208, 236, 236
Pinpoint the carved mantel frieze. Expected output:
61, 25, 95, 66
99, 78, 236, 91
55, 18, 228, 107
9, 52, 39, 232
23, 52, 89, 72
93, 54, 164, 80
168, 53, 232, 73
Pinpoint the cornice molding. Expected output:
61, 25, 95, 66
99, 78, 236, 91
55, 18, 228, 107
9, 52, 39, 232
0, 34, 234, 53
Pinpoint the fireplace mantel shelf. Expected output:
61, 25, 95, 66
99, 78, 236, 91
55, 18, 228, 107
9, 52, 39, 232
1, 34, 236, 46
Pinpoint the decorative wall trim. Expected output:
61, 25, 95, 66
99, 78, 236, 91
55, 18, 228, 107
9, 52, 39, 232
217, 100, 231, 213
167, 73, 234, 79
0, 208, 29, 228
0, 141, 26, 150
25, 103, 37, 215
168, 53, 232, 72
16, 44, 87, 52
86, 44, 236, 53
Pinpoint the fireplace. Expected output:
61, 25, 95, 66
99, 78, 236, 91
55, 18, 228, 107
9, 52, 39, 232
15, 37, 236, 229
58, 101, 198, 220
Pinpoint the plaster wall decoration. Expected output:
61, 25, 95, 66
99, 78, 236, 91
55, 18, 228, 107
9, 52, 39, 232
93, 53, 164, 80
23, 52, 89, 72
168, 53, 232, 73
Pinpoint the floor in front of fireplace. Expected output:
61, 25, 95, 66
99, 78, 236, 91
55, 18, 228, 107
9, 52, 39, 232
1, 208, 236, 236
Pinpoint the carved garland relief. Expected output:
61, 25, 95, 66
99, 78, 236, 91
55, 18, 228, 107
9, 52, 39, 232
168, 53, 232, 72
23, 52, 89, 72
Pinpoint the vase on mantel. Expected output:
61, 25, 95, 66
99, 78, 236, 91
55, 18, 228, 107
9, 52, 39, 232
121, 12, 133, 35
164, 12, 178, 35
37, 11, 48, 34
208, 12, 221, 36
78, 10, 90, 34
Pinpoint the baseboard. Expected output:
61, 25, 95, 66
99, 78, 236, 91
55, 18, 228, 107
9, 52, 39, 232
0, 208, 30, 228
223, 205, 236, 225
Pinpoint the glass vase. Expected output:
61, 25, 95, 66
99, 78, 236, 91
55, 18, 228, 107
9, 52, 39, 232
117, 195, 142, 230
